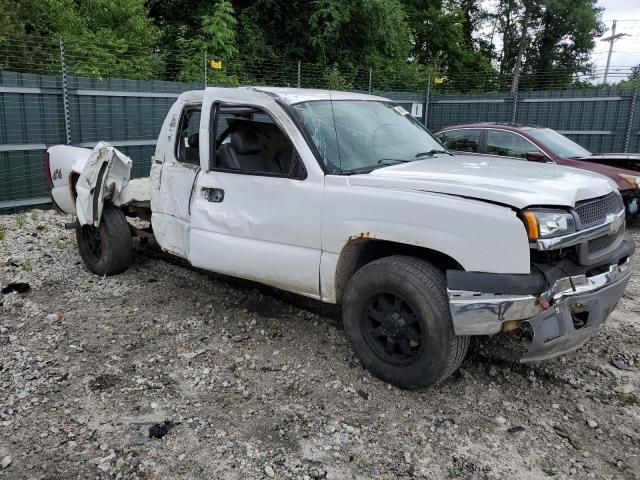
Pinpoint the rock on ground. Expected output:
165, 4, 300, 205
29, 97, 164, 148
1, 209, 639, 479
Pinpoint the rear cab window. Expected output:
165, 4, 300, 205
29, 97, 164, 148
175, 105, 202, 165
436, 129, 481, 153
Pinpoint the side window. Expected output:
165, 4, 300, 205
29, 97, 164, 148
436, 129, 481, 153
175, 106, 201, 165
213, 106, 305, 179
486, 130, 537, 159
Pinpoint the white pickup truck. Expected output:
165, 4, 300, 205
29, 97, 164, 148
46, 87, 634, 389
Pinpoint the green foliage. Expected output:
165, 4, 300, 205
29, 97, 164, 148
0, 0, 611, 91
30, 210, 38, 221
175, 0, 239, 83
307, 0, 410, 66
15, 212, 26, 229
324, 66, 353, 90
22, 258, 31, 272
495, 0, 604, 90
615, 64, 640, 89
0, 224, 6, 241
0, 0, 160, 78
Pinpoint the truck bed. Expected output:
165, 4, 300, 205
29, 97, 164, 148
116, 177, 151, 208
48, 143, 151, 224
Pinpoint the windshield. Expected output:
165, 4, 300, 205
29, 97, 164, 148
526, 128, 591, 158
292, 100, 447, 173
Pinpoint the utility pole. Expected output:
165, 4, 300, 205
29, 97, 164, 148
601, 20, 629, 84
510, 6, 530, 93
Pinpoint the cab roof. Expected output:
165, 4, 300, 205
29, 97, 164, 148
244, 87, 388, 104
177, 86, 387, 105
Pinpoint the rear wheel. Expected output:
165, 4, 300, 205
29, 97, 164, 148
342, 255, 469, 389
75, 204, 133, 275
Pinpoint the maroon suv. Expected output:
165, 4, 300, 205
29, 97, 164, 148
434, 123, 640, 218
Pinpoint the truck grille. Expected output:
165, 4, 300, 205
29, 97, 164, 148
573, 192, 625, 264
575, 192, 624, 227
587, 233, 618, 255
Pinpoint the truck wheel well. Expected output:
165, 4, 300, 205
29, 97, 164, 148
70, 172, 80, 203
334, 239, 462, 305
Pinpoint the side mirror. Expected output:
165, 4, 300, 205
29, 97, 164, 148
525, 151, 549, 162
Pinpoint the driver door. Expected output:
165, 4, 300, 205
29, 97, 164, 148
188, 100, 324, 298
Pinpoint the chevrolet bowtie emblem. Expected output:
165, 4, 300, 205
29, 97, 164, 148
607, 213, 624, 234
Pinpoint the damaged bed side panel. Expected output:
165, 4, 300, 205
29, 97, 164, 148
75, 142, 133, 226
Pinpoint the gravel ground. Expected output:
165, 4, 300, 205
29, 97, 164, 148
0, 209, 639, 480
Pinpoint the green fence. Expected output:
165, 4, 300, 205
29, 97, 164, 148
426, 89, 640, 153
1, 70, 639, 209
0, 70, 204, 208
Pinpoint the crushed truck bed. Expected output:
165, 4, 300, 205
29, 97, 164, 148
115, 177, 151, 208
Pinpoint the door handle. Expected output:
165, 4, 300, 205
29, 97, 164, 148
204, 187, 224, 203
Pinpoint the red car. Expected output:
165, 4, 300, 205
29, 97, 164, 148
434, 123, 640, 218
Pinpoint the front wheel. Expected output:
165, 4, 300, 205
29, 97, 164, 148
75, 204, 133, 275
342, 255, 469, 389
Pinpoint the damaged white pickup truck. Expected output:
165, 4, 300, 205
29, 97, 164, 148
46, 87, 634, 389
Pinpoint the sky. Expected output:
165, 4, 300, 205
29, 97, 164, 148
592, 0, 640, 78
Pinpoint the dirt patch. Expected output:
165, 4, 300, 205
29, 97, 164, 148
89, 374, 121, 392
0, 209, 639, 479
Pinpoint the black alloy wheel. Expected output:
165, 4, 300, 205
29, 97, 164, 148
363, 292, 424, 365
80, 225, 102, 261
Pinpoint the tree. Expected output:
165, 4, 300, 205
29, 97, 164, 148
616, 64, 640, 89
494, 0, 603, 90
0, 0, 608, 92
175, 0, 238, 83
0, 0, 160, 79
404, 0, 496, 91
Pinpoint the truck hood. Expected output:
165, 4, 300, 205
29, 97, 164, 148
348, 155, 616, 209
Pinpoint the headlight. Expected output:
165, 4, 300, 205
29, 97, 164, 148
521, 209, 576, 241
619, 174, 640, 189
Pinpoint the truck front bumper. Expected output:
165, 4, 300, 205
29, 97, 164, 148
447, 256, 632, 362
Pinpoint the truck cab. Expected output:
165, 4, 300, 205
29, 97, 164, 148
47, 87, 634, 389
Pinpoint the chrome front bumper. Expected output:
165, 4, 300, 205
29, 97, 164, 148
448, 258, 632, 361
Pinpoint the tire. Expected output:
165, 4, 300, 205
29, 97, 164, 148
342, 255, 469, 389
75, 204, 133, 276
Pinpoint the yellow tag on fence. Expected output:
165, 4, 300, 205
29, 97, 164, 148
210, 60, 222, 70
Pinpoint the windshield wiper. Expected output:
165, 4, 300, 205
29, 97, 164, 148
340, 160, 410, 175
377, 158, 413, 165
414, 149, 449, 158
339, 159, 414, 175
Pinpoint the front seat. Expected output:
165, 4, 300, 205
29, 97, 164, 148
225, 127, 266, 171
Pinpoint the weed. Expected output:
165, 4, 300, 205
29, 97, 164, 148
0, 224, 6, 241
22, 258, 31, 272
16, 212, 26, 229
